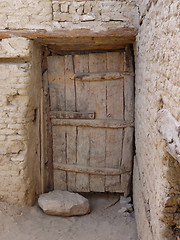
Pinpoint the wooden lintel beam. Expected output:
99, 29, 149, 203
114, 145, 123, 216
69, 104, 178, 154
0, 28, 137, 41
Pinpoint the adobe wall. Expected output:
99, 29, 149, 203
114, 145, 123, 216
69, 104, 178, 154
0, 0, 139, 31
0, 38, 42, 206
134, 0, 180, 239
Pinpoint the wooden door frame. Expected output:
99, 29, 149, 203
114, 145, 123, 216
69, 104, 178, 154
39, 30, 135, 194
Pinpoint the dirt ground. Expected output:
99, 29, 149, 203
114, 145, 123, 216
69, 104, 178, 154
0, 193, 137, 240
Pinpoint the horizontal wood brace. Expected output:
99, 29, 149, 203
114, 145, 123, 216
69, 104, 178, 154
51, 119, 134, 128
54, 164, 131, 176
74, 71, 134, 81
50, 111, 95, 119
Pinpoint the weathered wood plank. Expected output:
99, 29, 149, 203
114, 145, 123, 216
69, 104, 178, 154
47, 56, 65, 111
74, 54, 90, 191
105, 129, 122, 192
40, 88, 45, 193
76, 127, 90, 191
124, 46, 134, 73
89, 127, 106, 192
89, 53, 107, 191
124, 75, 135, 121
121, 172, 132, 197
43, 71, 54, 192
53, 126, 67, 190
120, 127, 134, 196
53, 163, 126, 176
106, 80, 124, 120
121, 127, 134, 172
75, 72, 124, 81
54, 170, 67, 191
65, 55, 76, 110
0, 28, 137, 40
106, 52, 124, 72
121, 59, 134, 195
52, 119, 134, 128
64, 55, 77, 191
74, 54, 90, 113
74, 54, 89, 74
66, 126, 77, 192
50, 111, 95, 119
105, 51, 124, 192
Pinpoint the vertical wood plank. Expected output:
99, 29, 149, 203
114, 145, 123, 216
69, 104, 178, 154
124, 75, 135, 121
121, 127, 134, 171
53, 126, 67, 190
45, 67, 55, 192
89, 53, 106, 73
89, 128, 106, 192
106, 51, 124, 72
40, 88, 45, 193
64, 55, 77, 191
106, 80, 124, 120
65, 55, 76, 111
74, 54, 90, 112
74, 54, 89, 74
105, 129, 122, 192
76, 127, 90, 191
121, 172, 132, 197
89, 53, 107, 119
89, 53, 107, 192
66, 126, 77, 191
47, 56, 65, 111
124, 45, 134, 73
105, 52, 124, 192
121, 71, 134, 196
74, 54, 90, 191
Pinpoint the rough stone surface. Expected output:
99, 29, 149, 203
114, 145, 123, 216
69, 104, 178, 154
38, 190, 90, 216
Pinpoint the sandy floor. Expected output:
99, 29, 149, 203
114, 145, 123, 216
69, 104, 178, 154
0, 193, 137, 240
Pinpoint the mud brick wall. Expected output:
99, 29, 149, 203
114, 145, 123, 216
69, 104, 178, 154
134, 0, 180, 239
0, 38, 42, 206
52, 0, 139, 30
0, 0, 139, 31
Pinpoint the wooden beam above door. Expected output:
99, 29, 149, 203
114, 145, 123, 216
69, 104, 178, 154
0, 28, 136, 51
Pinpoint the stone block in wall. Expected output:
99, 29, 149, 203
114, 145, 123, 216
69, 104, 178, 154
54, 13, 73, 22
61, 2, 69, 13
0, 37, 32, 59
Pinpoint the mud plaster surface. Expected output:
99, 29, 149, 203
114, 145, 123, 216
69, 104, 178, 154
0, 193, 137, 240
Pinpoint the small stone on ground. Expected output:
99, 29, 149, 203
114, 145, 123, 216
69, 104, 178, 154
38, 190, 90, 217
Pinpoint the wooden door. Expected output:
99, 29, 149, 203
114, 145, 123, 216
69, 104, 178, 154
46, 47, 134, 196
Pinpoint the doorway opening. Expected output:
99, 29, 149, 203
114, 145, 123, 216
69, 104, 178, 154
41, 44, 135, 197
